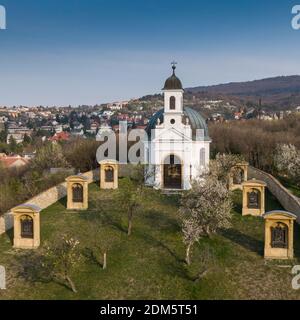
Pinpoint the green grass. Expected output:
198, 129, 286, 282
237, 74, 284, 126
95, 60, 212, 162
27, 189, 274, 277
0, 181, 300, 300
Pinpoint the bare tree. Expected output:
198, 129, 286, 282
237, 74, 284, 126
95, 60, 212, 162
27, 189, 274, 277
86, 218, 115, 270
179, 176, 232, 265
127, 163, 156, 189
209, 114, 300, 173
89, 225, 111, 269
117, 177, 143, 236
31, 143, 71, 173
64, 138, 100, 172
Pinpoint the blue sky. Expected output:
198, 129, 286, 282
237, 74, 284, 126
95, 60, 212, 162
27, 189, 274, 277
0, 0, 300, 106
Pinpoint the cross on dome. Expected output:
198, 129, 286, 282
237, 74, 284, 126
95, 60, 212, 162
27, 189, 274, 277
171, 61, 177, 73
163, 62, 183, 90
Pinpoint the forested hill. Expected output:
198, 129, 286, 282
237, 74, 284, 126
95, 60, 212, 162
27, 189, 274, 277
185, 75, 300, 109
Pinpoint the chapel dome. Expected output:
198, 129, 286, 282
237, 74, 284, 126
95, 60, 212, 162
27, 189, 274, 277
146, 107, 210, 141
163, 65, 183, 90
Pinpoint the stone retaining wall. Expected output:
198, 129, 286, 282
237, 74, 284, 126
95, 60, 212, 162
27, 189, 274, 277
4, 165, 298, 234
248, 166, 300, 223
0, 169, 99, 235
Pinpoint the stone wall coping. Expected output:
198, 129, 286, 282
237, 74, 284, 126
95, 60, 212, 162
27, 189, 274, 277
235, 162, 249, 166
98, 159, 119, 165
12, 204, 42, 213
263, 210, 297, 220
65, 174, 89, 182
249, 166, 300, 203
242, 178, 267, 187
249, 166, 300, 223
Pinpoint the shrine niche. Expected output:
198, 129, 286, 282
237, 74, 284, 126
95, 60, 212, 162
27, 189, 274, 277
12, 204, 41, 249
242, 179, 266, 216
229, 162, 249, 191
263, 211, 296, 260
66, 175, 88, 210
99, 160, 118, 189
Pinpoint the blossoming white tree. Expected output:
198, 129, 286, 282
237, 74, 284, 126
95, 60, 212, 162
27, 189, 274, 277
179, 175, 232, 265
44, 236, 81, 293
274, 144, 300, 186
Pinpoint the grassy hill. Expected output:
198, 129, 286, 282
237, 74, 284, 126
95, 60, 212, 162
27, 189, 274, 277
0, 181, 299, 300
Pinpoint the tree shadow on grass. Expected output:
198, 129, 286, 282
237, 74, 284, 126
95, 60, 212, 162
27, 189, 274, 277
5, 228, 14, 245
13, 251, 52, 285
141, 233, 214, 282
79, 209, 127, 234
265, 190, 284, 212
90, 181, 100, 189
159, 258, 195, 282
135, 230, 186, 264
58, 196, 67, 207
134, 229, 193, 281
220, 228, 264, 257
82, 247, 103, 268
233, 200, 242, 216
13, 251, 74, 292
143, 210, 181, 233
158, 194, 180, 207
231, 190, 242, 215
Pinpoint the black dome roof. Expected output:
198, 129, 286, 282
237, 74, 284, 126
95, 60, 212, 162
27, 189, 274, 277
163, 65, 183, 90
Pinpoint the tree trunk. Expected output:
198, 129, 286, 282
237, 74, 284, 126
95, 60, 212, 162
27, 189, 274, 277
128, 210, 133, 236
103, 252, 107, 270
186, 243, 192, 265
66, 275, 77, 293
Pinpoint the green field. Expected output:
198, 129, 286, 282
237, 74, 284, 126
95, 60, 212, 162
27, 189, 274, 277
0, 181, 300, 300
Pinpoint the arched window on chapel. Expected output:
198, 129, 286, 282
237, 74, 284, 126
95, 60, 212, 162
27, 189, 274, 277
170, 96, 176, 110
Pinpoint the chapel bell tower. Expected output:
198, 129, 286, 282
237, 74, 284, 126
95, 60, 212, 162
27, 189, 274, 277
162, 62, 184, 127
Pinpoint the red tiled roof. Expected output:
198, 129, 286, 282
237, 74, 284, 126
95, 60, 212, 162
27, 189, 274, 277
48, 131, 70, 141
0, 156, 29, 168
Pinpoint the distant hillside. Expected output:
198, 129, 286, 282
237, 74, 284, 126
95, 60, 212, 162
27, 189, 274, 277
185, 75, 300, 109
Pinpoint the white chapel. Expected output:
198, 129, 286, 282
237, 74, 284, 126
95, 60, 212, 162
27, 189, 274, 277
145, 64, 211, 190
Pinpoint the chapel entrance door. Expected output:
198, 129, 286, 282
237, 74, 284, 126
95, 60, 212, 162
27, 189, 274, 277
163, 155, 182, 189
